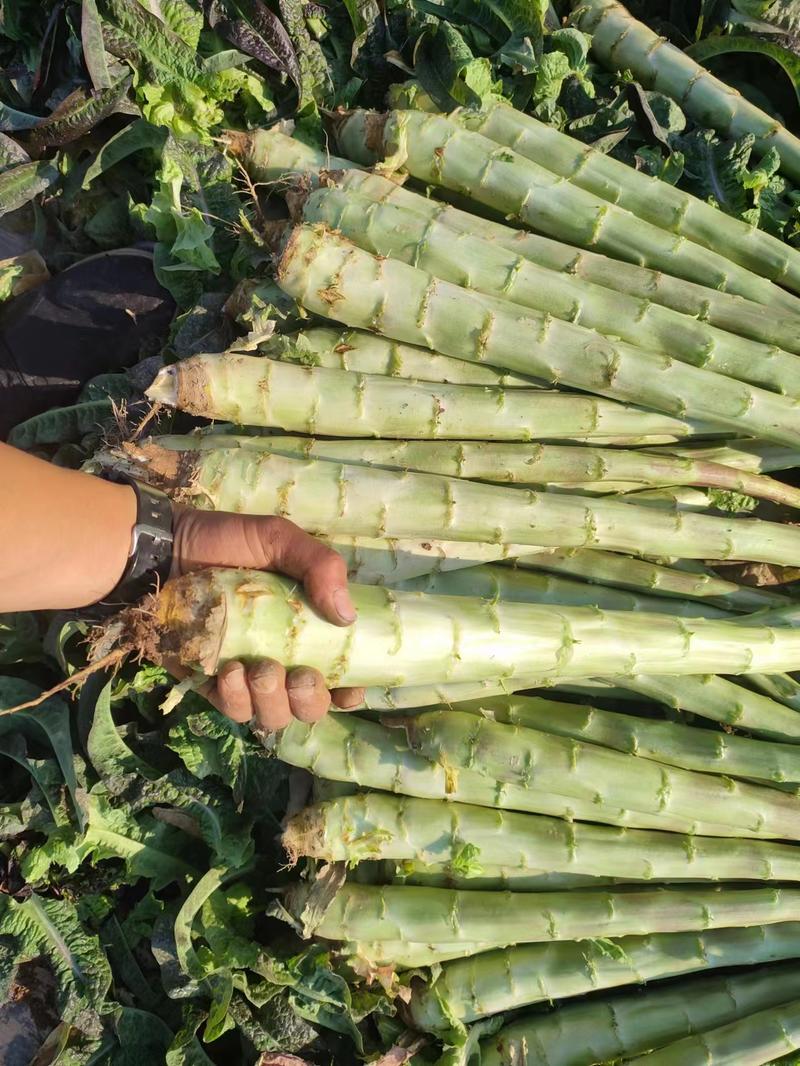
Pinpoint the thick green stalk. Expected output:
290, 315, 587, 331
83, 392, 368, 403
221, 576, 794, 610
315, 534, 526, 585
239, 128, 800, 351
269, 714, 762, 837
264, 326, 536, 387
405, 710, 800, 837
335, 109, 795, 308
361, 676, 544, 711
147, 352, 703, 443
603, 674, 800, 742
455, 99, 800, 294
453, 693, 800, 783
660, 439, 800, 474
151, 431, 800, 508
331, 162, 800, 352
136, 442, 800, 567
513, 547, 788, 613
343, 940, 503, 970
389, 861, 624, 892
613, 486, 712, 511
289, 881, 800, 946
573, 0, 800, 186
624, 998, 800, 1065
223, 125, 358, 180
303, 184, 800, 397
136, 568, 800, 687
397, 563, 729, 618
408, 924, 800, 1030
749, 673, 800, 712
275, 223, 800, 446
480, 963, 800, 1066
284, 793, 800, 879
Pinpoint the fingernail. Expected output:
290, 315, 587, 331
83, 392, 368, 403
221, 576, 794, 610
224, 662, 247, 689
332, 587, 357, 624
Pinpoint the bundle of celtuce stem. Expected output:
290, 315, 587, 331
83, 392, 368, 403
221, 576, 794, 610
114, 80, 800, 1062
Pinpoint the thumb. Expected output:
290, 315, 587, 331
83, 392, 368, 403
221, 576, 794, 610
255, 516, 357, 627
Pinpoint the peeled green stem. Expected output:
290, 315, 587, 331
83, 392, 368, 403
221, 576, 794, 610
152, 430, 800, 510
135, 443, 800, 567
284, 793, 800, 880
661, 439, 800, 474
276, 223, 800, 446
263, 326, 537, 387
480, 963, 800, 1066
625, 997, 800, 1065
397, 563, 730, 618
242, 128, 800, 352
290, 881, 800, 947
361, 676, 547, 711
343, 939, 504, 970
303, 183, 800, 398
336, 109, 794, 308
136, 568, 800, 688
388, 861, 626, 892
514, 548, 789, 613
314, 534, 529, 585
147, 352, 711, 443
613, 486, 712, 511
409, 924, 800, 1030
601, 674, 800, 742
455, 98, 800, 295
405, 710, 800, 837
269, 714, 763, 837
453, 693, 800, 783
573, 0, 800, 186
224, 125, 359, 181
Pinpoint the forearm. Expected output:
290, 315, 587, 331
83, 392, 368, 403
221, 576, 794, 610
0, 442, 136, 611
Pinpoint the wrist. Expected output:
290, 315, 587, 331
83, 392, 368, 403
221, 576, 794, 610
78, 481, 138, 607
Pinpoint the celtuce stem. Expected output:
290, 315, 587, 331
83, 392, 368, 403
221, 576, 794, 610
289, 880, 800, 946
269, 714, 763, 837
452, 693, 800, 783
624, 997, 800, 1065
455, 98, 800, 294
335, 109, 794, 308
407, 924, 800, 1030
147, 352, 711, 443
479, 962, 800, 1066
573, 0, 800, 186
398, 564, 730, 618
405, 710, 800, 837
601, 674, 800, 742
302, 183, 800, 397
133, 442, 800, 567
263, 326, 537, 387
237, 128, 800, 353
152, 430, 800, 510
132, 569, 800, 687
283, 793, 800, 879
514, 548, 789, 613
275, 223, 800, 446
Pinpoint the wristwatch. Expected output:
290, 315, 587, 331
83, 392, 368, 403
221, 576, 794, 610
97, 472, 175, 609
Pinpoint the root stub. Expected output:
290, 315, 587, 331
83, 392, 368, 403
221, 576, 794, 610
94, 571, 228, 676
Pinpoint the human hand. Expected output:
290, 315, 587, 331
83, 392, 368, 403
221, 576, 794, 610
171, 508, 365, 730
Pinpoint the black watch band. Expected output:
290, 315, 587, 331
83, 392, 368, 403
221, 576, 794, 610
97, 473, 175, 608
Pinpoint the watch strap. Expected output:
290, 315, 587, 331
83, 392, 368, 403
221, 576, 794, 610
97, 473, 174, 608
